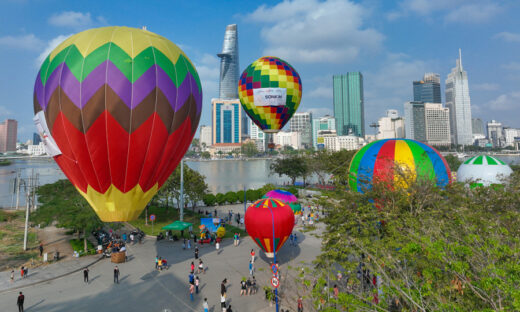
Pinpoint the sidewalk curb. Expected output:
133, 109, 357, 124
0, 256, 105, 294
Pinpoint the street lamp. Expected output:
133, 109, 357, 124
266, 204, 279, 312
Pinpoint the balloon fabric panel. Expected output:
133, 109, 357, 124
33, 27, 202, 221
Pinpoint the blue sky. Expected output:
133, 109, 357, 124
1, 0, 519, 141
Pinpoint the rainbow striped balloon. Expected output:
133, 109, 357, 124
349, 139, 452, 192
238, 56, 302, 133
33, 27, 202, 221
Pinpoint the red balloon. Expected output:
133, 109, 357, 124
245, 198, 295, 258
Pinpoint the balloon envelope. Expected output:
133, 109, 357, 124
33, 26, 202, 221
263, 189, 301, 214
457, 155, 513, 187
245, 198, 294, 258
349, 139, 452, 192
238, 56, 302, 133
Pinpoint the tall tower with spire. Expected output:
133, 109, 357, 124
445, 49, 473, 146
217, 24, 239, 99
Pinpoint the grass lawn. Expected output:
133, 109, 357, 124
0, 210, 40, 270
129, 205, 247, 239
69, 239, 96, 256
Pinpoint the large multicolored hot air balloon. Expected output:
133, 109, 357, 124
238, 56, 302, 133
349, 139, 452, 193
33, 26, 202, 221
263, 189, 301, 215
245, 198, 295, 258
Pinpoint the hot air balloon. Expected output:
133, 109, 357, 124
457, 155, 513, 187
238, 56, 302, 134
349, 139, 452, 193
263, 189, 301, 215
245, 198, 294, 258
33, 26, 202, 221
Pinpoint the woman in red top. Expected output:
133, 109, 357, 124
190, 262, 195, 273
250, 249, 255, 263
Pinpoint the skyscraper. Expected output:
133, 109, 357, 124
445, 49, 473, 145
0, 119, 17, 153
217, 24, 248, 136
312, 115, 336, 149
289, 112, 312, 148
472, 118, 485, 136
199, 125, 212, 148
404, 102, 426, 142
413, 73, 441, 103
212, 99, 242, 144
333, 73, 364, 137
33, 132, 41, 145
404, 102, 450, 146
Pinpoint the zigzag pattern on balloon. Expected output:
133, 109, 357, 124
38, 41, 201, 90
35, 61, 202, 114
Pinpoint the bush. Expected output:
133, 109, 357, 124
203, 193, 216, 206
69, 239, 96, 256
216, 193, 226, 205
246, 189, 261, 202
225, 191, 238, 204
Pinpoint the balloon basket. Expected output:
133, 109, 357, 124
265, 252, 274, 258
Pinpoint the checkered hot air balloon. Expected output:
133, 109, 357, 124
349, 139, 452, 193
238, 56, 302, 133
33, 26, 202, 221
245, 198, 295, 258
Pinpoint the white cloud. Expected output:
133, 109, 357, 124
194, 53, 220, 99
487, 91, 520, 111
444, 3, 502, 24
494, 32, 520, 43
473, 83, 499, 91
247, 0, 384, 63
389, 0, 502, 24
0, 106, 12, 117
308, 86, 332, 99
0, 34, 43, 51
48, 11, 93, 28
36, 34, 72, 66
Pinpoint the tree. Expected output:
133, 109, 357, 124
270, 155, 309, 185
201, 151, 211, 159
32, 180, 103, 253
241, 141, 259, 157
216, 193, 226, 205
202, 193, 216, 206
224, 191, 238, 204
322, 149, 356, 185
303, 169, 520, 311
157, 164, 208, 210
444, 154, 463, 172
246, 189, 261, 202
237, 190, 245, 203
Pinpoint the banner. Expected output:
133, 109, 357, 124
253, 88, 286, 106
33, 111, 62, 157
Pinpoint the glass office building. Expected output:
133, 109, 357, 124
333, 73, 365, 137
212, 99, 241, 144
413, 73, 441, 103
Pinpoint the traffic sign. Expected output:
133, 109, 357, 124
271, 276, 279, 288
271, 264, 278, 275
150, 214, 156, 221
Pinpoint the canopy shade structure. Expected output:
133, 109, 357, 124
162, 220, 192, 231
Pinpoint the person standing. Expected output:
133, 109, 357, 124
190, 262, 195, 274
198, 259, 205, 274
83, 268, 89, 283
113, 266, 119, 284
294, 233, 298, 245
10, 270, 14, 284
250, 249, 255, 263
155, 256, 159, 269
297, 296, 303, 312
39, 243, 43, 257
220, 278, 227, 295
189, 283, 195, 301
203, 297, 209, 312
249, 260, 254, 275
195, 246, 199, 260
20, 266, 24, 279
195, 276, 200, 294
289, 233, 294, 246
240, 278, 247, 296
220, 293, 226, 312
17, 291, 24, 312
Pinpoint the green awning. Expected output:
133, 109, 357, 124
162, 220, 193, 231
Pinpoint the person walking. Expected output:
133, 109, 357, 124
17, 291, 24, 312
249, 260, 254, 275
294, 232, 298, 245
195, 276, 200, 294
203, 297, 209, 312
20, 266, 24, 279
189, 283, 195, 301
187, 238, 192, 249
10, 270, 14, 284
195, 246, 199, 260
297, 296, 303, 312
113, 266, 120, 284
220, 278, 227, 295
198, 259, 205, 274
155, 255, 159, 269
240, 278, 247, 296
190, 261, 195, 274
250, 249, 255, 263
220, 293, 226, 312
183, 238, 186, 249
252, 276, 257, 294
39, 243, 43, 257
83, 267, 89, 283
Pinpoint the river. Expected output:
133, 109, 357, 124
1, 155, 519, 208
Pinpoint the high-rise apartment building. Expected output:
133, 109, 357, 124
33, 132, 41, 145
413, 73, 441, 103
0, 119, 17, 153
445, 49, 473, 145
376, 110, 405, 140
333, 73, 365, 137
487, 120, 503, 148
472, 118, 485, 136
289, 112, 312, 148
249, 119, 266, 152
424, 103, 451, 146
273, 131, 301, 150
212, 99, 242, 144
404, 101, 426, 142
217, 24, 248, 137
199, 125, 212, 148
312, 115, 336, 149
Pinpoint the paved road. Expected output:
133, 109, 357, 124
0, 221, 322, 312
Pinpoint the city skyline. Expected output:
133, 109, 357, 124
1, 0, 520, 141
